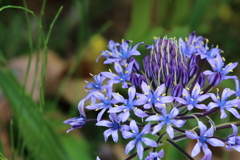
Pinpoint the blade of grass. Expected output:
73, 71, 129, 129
0, 69, 72, 160
10, 120, 14, 160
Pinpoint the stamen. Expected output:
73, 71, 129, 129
109, 69, 112, 72
229, 70, 233, 72
216, 88, 219, 92
153, 36, 158, 40
162, 94, 166, 96
186, 87, 190, 90
112, 74, 116, 77
95, 109, 99, 111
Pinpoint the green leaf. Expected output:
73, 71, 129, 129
0, 69, 72, 160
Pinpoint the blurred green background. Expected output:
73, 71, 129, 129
0, 0, 240, 160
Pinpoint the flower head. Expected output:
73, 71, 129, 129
96, 113, 130, 142
122, 120, 158, 160
146, 107, 185, 138
186, 121, 224, 160
208, 88, 240, 119
226, 124, 240, 152
175, 83, 210, 110
63, 99, 87, 133
145, 149, 164, 160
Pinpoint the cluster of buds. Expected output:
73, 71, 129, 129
64, 32, 240, 160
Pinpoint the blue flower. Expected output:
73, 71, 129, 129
97, 40, 143, 65
85, 73, 106, 92
145, 149, 164, 160
86, 83, 116, 121
146, 107, 185, 138
63, 99, 87, 133
175, 83, 210, 110
226, 124, 240, 152
186, 121, 224, 160
207, 88, 240, 119
108, 86, 148, 122
102, 61, 134, 88
135, 82, 174, 109
96, 113, 130, 142
179, 31, 205, 58
122, 120, 158, 160
204, 54, 238, 84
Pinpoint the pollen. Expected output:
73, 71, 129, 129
191, 98, 194, 101
237, 97, 239, 100
186, 87, 190, 90
162, 94, 166, 96
109, 69, 112, 72
148, 98, 151, 102
114, 104, 118, 107
156, 113, 159, 116
206, 39, 209, 43
117, 92, 121, 96
129, 88, 132, 92
104, 88, 107, 92
122, 39, 124, 43
125, 71, 129, 73
125, 63, 128, 67
153, 36, 158, 40
120, 78, 123, 80
228, 89, 231, 92
195, 46, 199, 48
228, 62, 232, 65
112, 74, 116, 77
148, 85, 151, 89
108, 52, 113, 56
217, 96, 220, 99
229, 70, 233, 72
222, 57, 225, 61
115, 63, 119, 66
216, 45, 219, 48
216, 88, 219, 92
156, 98, 160, 101
185, 37, 188, 42
123, 109, 126, 112
95, 109, 99, 111
222, 68, 225, 70
183, 94, 186, 96
197, 99, 201, 101
200, 91, 204, 94
144, 92, 149, 95
235, 105, 238, 108
105, 97, 108, 100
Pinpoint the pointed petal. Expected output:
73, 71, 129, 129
96, 120, 112, 127
103, 129, 112, 142
166, 125, 174, 139
130, 120, 139, 133
207, 138, 224, 147
185, 131, 199, 139
136, 141, 144, 160
142, 137, 158, 147
111, 129, 119, 142
134, 109, 148, 118
122, 131, 135, 139
191, 142, 201, 157
125, 139, 136, 154
227, 108, 240, 119
128, 86, 136, 102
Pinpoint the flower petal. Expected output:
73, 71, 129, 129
130, 120, 139, 133
125, 139, 136, 154
207, 138, 224, 147
142, 137, 158, 147
191, 142, 201, 157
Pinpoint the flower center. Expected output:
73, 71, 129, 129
199, 136, 207, 143
112, 121, 120, 130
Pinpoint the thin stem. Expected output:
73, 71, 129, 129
153, 133, 165, 152
172, 126, 185, 133
176, 108, 219, 120
167, 139, 194, 160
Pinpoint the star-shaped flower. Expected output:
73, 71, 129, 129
226, 124, 240, 152
186, 121, 224, 160
175, 83, 210, 110
146, 107, 185, 138
122, 120, 158, 160
63, 99, 87, 133
207, 88, 240, 119
96, 113, 130, 142
108, 86, 147, 122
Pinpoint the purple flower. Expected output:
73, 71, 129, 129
102, 61, 134, 88
98, 40, 143, 65
226, 124, 240, 152
86, 83, 116, 121
63, 99, 87, 133
145, 149, 164, 160
135, 82, 174, 109
108, 86, 147, 122
146, 107, 186, 138
85, 73, 106, 92
204, 54, 238, 84
122, 120, 158, 160
96, 113, 130, 142
175, 83, 210, 110
198, 43, 221, 60
186, 121, 225, 160
207, 88, 240, 119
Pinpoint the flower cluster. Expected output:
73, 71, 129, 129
64, 32, 240, 160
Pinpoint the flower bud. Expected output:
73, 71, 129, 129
165, 75, 174, 89
208, 71, 222, 86
197, 73, 206, 88
172, 84, 184, 97
189, 64, 199, 78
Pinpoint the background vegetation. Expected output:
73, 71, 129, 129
0, 0, 240, 160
